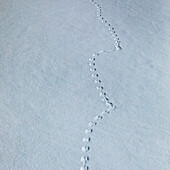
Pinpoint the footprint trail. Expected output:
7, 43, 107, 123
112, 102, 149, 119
80, 1, 122, 169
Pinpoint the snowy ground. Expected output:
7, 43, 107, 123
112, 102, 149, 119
0, 0, 170, 170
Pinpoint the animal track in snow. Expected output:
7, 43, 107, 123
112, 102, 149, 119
80, 0, 122, 170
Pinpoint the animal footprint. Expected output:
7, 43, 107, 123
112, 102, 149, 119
80, 0, 122, 169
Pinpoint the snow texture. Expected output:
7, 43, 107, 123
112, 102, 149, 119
0, 0, 170, 170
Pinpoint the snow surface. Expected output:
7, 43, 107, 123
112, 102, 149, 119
0, 0, 170, 170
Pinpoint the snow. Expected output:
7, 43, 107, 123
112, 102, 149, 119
0, 0, 169, 170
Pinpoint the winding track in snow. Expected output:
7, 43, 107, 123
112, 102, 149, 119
80, 0, 122, 169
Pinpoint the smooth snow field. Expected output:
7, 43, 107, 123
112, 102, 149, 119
0, 0, 170, 170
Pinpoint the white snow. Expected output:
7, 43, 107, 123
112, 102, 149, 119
0, 0, 169, 170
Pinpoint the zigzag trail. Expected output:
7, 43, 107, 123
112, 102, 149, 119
80, 0, 122, 170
